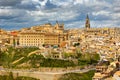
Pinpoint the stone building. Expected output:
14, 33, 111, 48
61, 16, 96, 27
19, 31, 45, 47
19, 22, 68, 47
44, 33, 59, 45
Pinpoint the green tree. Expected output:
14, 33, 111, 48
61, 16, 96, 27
8, 72, 14, 80
58, 70, 95, 80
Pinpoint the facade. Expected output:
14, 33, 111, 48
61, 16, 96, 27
19, 31, 45, 47
44, 33, 59, 45
19, 22, 67, 47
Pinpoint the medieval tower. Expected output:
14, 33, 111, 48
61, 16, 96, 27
85, 14, 90, 29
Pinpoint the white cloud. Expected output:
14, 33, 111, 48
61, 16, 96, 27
20, 0, 48, 9
39, 0, 48, 6
112, 13, 120, 20
0, 9, 12, 16
65, 21, 85, 29
74, 0, 97, 5
0, 8, 22, 17
92, 10, 110, 16
26, 8, 79, 22
49, 0, 73, 7
74, 0, 83, 4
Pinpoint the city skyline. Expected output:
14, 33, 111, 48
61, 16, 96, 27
0, 0, 120, 30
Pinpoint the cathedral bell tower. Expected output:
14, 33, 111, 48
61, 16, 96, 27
85, 14, 90, 29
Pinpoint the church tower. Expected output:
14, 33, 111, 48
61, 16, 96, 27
85, 14, 90, 29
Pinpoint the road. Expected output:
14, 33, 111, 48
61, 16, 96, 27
31, 68, 95, 74
1, 67, 95, 75
0, 67, 95, 80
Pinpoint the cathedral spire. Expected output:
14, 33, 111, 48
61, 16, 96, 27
85, 14, 90, 29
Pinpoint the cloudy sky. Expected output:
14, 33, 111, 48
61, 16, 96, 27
0, 0, 120, 30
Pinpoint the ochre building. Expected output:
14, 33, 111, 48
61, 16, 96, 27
19, 22, 68, 47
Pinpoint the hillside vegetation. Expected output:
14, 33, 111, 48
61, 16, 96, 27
0, 47, 100, 68
58, 70, 95, 80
